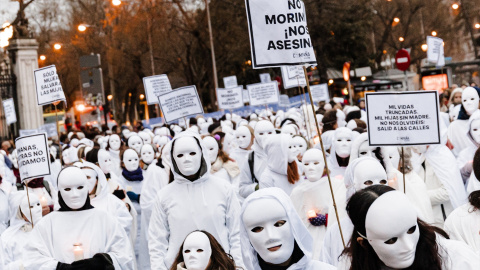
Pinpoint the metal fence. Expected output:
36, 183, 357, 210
0, 71, 16, 140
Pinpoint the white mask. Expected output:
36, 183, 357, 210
9, 149, 18, 169
58, 167, 89, 210
353, 159, 388, 191
358, 141, 376, 157
384, 147, 400, 169
20, 193, 42, 224
288, 138, 299, 163
173, 136, 202, 176
122, 129, 131, 138
183, 232, 212, 270
221, 120, 234, 129
281, 124, 297, 136
155, 127, 170, 137
365, 191, 420, 269
202, 136, 219, 164
141, 144, 155, 165
334, 128, 353, 158
470, 119, 480, 144
67, 147, 79, 163
254, 120, 275, 148
82, 168, 98, 194
293, 136, 307, 157
242, 198, 295, 265
236, 126, 252, 149
138, 131, 152, 145
336, 109, 346, 127
50, 146, 57, 160
123, 149, 140, 172
98, 150, 113, 174
462, 87, 479, 115
128, 135, 144, 154
302, 149, 325, 182
109, 134, 121, 151
153, 135, 169, 150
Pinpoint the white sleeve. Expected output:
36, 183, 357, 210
238, 159, 257, 198
259, 170, 274, 189
111, 195, 133, 237
225, 187, 245, 269
148, 197, 169, 270
104, 216, 135, 270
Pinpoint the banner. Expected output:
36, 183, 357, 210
281, 66, 307, 89
158, 86, 204, 123
427, 36, 445, 67
260, 73, 271, 83
34, 65, 66, 106
366, 91, 440, 146
245, 0, 317, 68
310, 83, 329, 102
247, 82, 280, 106
223, 76, 238, 88
15, 133, 51, 182
279, 94, 290, 107
216, 86, 244, 109
142, 74, 173, 105
2, 98, 16, 125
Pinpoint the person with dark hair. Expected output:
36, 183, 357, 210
339, 185, 479, 270
320, 110, 338, 152
444, 147, 480, 254
170, 230, 240, 270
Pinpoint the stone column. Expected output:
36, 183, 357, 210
7, 39, 44, 130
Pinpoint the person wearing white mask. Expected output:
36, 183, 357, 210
349, 133, 378, 161
338, 186, 479, 270
238, 120, 274, 199
107, 134, 123, 176
148, 133, 244, 269
457, 110, 480, 184
2, 192, 43, 270
23, 167, 134, 270
230, 125, 254, 166
170, 230, 240, 270
153, 135, 170, 153
281, 124, 299, 136
260, 134, 302, 195
412, 145, 467, 228
447, 86, 479, 156
128, 135, 144, 155
202, 136, 240, 188
336, 109, 346, 128
326, 127, 353, 179
155, 127, 171, 137
240, 187, 336, 270
140, 144, 155, 170
138, 131, 152, 145
444, 147, 480, 255
290, 149, 346, 260
292, 135, 309, 162
98, 149, 122, 193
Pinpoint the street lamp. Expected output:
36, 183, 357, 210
475, 23, 480, 29
328, 79, 334, 85
361, 76, 366, 81
107, 95, 113, 101
393, 17, 400, 23
452, 3, 459, 10
139, 94, 145, 100
76, 103, 86, 112
78, 24, 87, 32
399, 37, 404, 42
421, 44, 428, 52
39, 55, 46, 61
431, 31, 437, 36
53, 43, 62, 50
112, 0, 122, 6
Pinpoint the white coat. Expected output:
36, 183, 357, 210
148, 132, 244, 269
447, 119, 473, 157
444, 203, 480, 255
238, 142, 268, 199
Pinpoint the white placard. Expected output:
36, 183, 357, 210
19, 129, 38, 137
142, 74, 173, 105
34, 65, 66, 106
158, 86, 204, 123
281, 66, 307, 89
223, 76, 238, 88
242, 90, 250, 103
247, 82, 280, 106
15, 133, 51, 182
279, 94, 290, 107
310, 83, 329, 102
2, 98, 16, 125
38, 123, 58, 137
245, 0, 317, 68
216, 86, 244, 110
260, 73, 271, 83
427, 36, 445, 67
366, 91, 440, 146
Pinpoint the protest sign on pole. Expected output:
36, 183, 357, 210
260, 73, 271, 83
33, 65, 67, 106
242, 90, 250, 104
247, 82, 280, 106
2, 98, 17, 125
427, 36, 445, 67
366, 91, 440, 146
19, 129, 38, 137
223, 76, 238, 89
142, 74, 173, 105
38, 123, 58, 138
245, 0, 317, 68
157, 86, 204, 123
310, 83, 329, 102
15, 133, 51, 182
279, 94, 290, 107
281, 66, 307, 89
216, 86, 244, 109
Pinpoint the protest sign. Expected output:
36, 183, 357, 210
427, 36, 445, 67
15, 133, 51, 182
223, 76, 238, 88
157, 86, 204, 123
279, 94, 290, 107
242, 90, 250, 103
245, 0, 317, 68
34, 65, 66, 106
260, 73, 271, 83
38, 123, 58, 138
216, 86, 244, 109
247, 82, 280, 106
2, 98, 16, 125
19, 129, 38, 137
310, 83, 329, 102
366, 91, 440, 146
142, 74, 173, 105
281, 66, 307, 89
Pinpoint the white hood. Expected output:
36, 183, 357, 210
264, 134, 291, 175
240, 187, 314, 270
343, 156, 382, 200
466, 110, 480, 147
349, 132, 369, 161
73, 161, 109, 201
